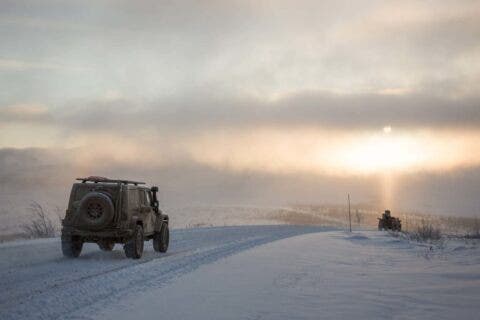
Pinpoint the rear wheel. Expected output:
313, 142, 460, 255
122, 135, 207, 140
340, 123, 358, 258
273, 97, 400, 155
153, 224, 169, 253
61, 235, 83, 258
378, 220, 384, 231
124, 225, 144, 259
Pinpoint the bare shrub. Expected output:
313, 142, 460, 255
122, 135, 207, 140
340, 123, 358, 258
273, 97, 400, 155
21, 201, 57, 238
408, 219, 442, 242
186, 222, 214, 228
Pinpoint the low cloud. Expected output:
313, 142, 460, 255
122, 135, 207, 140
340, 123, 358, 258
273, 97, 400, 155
56, 91, 480, 132
1, 147, 479, 217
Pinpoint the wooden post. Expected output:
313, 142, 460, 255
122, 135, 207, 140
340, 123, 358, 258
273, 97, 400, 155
348, 193, 352, 232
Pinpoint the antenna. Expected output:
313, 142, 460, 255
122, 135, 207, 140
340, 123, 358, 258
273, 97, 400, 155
348, 193, 352, 232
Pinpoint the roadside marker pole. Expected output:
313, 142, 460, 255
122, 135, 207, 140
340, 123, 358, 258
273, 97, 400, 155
348, 193, 352, 232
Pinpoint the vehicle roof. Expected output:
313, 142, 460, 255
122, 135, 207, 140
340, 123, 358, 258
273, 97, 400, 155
72, 182, 152, 192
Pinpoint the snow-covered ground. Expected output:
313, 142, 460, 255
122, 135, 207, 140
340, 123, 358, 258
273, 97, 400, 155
1, 226, 479, 320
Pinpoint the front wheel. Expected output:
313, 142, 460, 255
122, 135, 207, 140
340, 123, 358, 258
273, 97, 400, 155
124, 225, 144, 259
153, 224, 169, 253
62, 235, 83, 258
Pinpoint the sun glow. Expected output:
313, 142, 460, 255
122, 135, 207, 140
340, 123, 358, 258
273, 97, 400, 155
337, 132, 424, 174
27, 125, 480, 177
184, 127, 480, 176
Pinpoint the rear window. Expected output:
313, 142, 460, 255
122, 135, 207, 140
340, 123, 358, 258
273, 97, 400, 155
128, 188, 139, 208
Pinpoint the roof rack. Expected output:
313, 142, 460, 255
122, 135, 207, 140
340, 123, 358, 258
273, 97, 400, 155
76, 176, 145, 186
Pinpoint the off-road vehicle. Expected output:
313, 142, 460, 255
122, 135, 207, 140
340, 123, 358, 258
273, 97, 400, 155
61, 176, 169, 259
378, 210, 401, 231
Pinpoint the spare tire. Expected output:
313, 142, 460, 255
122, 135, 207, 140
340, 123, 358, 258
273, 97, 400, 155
76, 192, 114, 230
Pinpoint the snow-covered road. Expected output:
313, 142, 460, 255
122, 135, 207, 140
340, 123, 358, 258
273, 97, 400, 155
1, 226, 479, 320
93, 231, 480, 320
0, 225, 326, 320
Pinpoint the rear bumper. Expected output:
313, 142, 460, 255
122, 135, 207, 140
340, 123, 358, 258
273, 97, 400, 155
61, 226, 134, 240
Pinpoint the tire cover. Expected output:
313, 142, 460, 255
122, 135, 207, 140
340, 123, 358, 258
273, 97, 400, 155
76, 192, 114, 230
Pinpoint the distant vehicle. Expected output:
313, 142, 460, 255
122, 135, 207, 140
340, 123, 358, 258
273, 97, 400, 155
378, 210, 401, 231
61, 176, 169, 259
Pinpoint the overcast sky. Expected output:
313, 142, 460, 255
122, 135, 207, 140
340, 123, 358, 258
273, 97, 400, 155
0, 0, 479, 215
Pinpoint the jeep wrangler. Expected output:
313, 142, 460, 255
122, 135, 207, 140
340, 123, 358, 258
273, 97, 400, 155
61, 176, 169, 259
